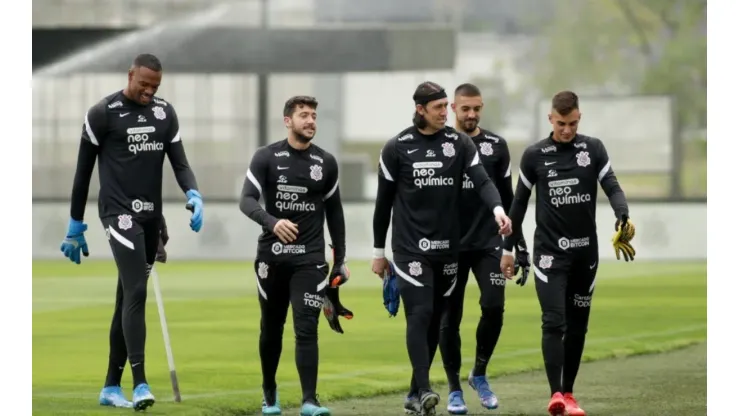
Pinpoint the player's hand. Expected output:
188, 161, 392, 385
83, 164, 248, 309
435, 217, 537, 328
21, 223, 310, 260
323, 286, 354, 334
273, 219, 298, 243
494, 211, 513, 236
513, 241, 531, 286
500, 251, 516, 280
614, 215, 636, 241
328, 244, 350, 287
371, 257, 389, 279
155, 215, 169, 263
185, 189, 204, 232
160, 215, 170, 246
155, 239, 168, 263
60, 218, 90, 265
612, 214, 636, 262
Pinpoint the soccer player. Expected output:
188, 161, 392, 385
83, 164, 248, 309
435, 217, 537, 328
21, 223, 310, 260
371, 81, 513, 416
500, 91, 635, 416
239, 95, 348, 416
59, 53, 204, 411
438, 83, 531, 415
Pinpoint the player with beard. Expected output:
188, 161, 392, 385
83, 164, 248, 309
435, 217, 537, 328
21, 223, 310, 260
438, 83, 531, 414
372, 81, 512, 416
239, 95, 349, 416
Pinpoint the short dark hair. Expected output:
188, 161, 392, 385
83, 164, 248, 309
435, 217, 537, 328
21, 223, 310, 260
454, 83, 481, 97
412, 81, 445, 128
133, 54, 162, 72
283, 95, 319, 117
551, 91, 579, 115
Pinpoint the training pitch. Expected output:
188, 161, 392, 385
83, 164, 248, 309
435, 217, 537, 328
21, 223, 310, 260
32, 260, 706, 415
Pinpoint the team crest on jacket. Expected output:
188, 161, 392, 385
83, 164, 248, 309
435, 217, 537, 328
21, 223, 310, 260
576, 151, 591, 167
152, 106, 166, 120
310, 165, 323, 181
539, 255, 553, 269
408, 261, 423, 276
441, 142, 455, 157
257, 262, 269, 279
117, 214, 133, 230
479, 142, 493, 156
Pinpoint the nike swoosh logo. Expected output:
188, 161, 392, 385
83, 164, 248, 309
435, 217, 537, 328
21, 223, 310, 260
407, 149, 418, 154
317, 264, 326, 268
544, 161, 556, 166
495, 247, 500, 251
277, 166, 289, 170
590, 262, 597, 269
119, 113, 130, 117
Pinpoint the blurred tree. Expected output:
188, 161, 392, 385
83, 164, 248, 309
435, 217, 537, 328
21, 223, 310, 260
476, 78, 506, 129
527, 0, 706, 128
469, 59, 529, 133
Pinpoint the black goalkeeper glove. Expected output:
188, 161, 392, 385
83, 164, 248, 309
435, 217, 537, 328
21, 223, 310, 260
513, 239, 531, 286
328, 244, 350, 288
323, 286, 354, 334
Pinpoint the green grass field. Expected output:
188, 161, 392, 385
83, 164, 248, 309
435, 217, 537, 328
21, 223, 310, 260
33, 260, 707, 415
307, 342, 707, 416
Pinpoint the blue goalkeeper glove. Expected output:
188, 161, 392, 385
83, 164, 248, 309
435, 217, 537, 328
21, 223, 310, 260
382, 263, 401, 317
185, 189, 203, 232
60, 218, 90, 265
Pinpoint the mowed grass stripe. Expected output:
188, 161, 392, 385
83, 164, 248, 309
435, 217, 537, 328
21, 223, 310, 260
32, 261, 706, 312
31, 342, 707, 415
32, 261, 706, 414
288, 342, 708, 416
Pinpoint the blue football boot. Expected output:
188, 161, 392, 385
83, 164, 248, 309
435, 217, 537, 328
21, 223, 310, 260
299, 397, 331, 416
132, 383, 155, 411
262, 389, 281, 415
98, 386, 133, 408
446, 390, 468, 415
468, 372, 499, 410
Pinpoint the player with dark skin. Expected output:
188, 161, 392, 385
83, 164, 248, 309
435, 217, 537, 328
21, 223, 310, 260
128, 65, 161, 105
61, 53, 203, 411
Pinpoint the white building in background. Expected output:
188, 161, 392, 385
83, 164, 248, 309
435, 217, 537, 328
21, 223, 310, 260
342, 33, 536, 144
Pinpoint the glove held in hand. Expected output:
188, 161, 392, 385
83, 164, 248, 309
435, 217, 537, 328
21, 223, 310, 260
323, 286, 353, 334
513, 240, 531, 286
612, 215, 636, 262
382, 264, 401, 317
